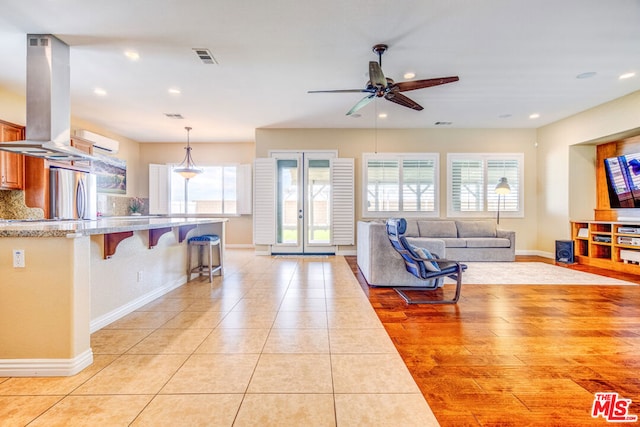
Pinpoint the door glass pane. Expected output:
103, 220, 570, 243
307, 159, 331, 244
277, 159, 298, 244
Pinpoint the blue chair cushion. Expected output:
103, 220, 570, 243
188, 234, 220, 243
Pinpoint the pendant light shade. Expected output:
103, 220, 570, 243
174, 126, 202, 179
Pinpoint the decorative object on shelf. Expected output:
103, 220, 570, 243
129, 197, 144, 215
494, 177, 511, 224
174, 126, 202, 179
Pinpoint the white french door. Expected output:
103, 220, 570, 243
272, 151, 334, 254
253, 152, 354, 255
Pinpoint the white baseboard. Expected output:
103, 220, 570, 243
90, 276, 187, 333
337, 249, 357, 256
516, 249, 555, 259
226, 243, 254, 249
0, 349, 93, 377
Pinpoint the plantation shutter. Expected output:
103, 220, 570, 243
148, 164, 169, 215
450, 159, 484, 213
236, 164, 253, 215
487, 159, 520, 212
253, 158, 276, 245
331, 158, 354, 245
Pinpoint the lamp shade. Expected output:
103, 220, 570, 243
174, 126, 202, 179
495, 177, 511, 195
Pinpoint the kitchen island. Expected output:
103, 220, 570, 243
0, 216, 226, 376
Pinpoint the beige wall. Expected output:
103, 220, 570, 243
536, 90, 640, 254
139, 141, 255, 246
0, 236, 91, 359
0, 87, 26, 125
256, 128, 539, 252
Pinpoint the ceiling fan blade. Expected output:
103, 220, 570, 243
395, 76, 459, 92
308, 89, 371, 93
347, 94, 375, 115
384, 92, 423, 111
369, 61, 387, 87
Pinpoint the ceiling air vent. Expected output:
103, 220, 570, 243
192, 48, 218, 65
164, 113, 184, 119
435, 121, 452, 126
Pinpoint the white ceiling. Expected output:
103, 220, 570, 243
0, 0, 639, 143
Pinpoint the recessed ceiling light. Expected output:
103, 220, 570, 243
124, 50, 140, 61
403, 72, 416, 80
378, 113, 387, 119
93, 88, 107, 96
529, 113, 540, 119
576, 71, 596, 79
168, 88, 181, 95
619, 72, 636, 80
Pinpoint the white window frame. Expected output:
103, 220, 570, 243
362, 152, 440, 218
169, 163, 252, 215
446, 153, 524, 218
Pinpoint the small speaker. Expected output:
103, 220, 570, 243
556, 240, 574, 263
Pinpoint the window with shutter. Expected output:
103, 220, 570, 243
447, 153, 524, 218
363, 153, 439, 217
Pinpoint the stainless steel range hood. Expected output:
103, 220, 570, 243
0, 34, 95, 162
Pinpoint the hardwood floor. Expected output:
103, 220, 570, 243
346, 256, 640, 426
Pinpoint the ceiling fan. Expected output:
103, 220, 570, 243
308, 44, 459, 116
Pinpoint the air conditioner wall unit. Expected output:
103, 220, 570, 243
74, 129, 120, 153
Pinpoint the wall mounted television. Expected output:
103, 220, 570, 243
604, 152, 640, 208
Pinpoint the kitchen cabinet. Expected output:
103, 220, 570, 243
0, 120, 25, 190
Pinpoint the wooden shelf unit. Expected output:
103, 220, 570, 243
571, 220, 640, 274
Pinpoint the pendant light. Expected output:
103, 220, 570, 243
174, 126, 202, 179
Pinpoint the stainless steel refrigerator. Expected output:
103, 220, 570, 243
49, 167, 97, 220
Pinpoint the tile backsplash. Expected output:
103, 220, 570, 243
0, 190, 148, 219
0, 190, 44, 219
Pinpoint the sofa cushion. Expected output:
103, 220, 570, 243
404, 220, 420, 237
455, 220, 497, 238
417, 220, 458, 238
465, 238, 511, 248
441, 238, 467, 248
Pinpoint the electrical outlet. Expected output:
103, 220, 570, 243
137, 271, 143, 282
13, 249, 25, 268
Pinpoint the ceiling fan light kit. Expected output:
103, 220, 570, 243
308, 43, 459, 116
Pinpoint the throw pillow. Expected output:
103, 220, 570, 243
410, 245, 441, 272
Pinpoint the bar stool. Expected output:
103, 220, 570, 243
187, 234, 222, 282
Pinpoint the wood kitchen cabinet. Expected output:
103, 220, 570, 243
0, 120, 25, 190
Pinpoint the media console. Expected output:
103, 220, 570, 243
571, 220, 640, 272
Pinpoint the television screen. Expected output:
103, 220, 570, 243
604, 153, 640, 208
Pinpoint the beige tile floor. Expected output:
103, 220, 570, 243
0, 249, 438, 426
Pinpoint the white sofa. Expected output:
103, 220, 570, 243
357, 219, 515, 287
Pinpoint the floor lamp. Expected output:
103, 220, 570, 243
495, 177, 511, 225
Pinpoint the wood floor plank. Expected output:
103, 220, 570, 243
346, 255, 640, 426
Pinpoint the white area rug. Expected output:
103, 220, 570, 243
444, 262, 637, 285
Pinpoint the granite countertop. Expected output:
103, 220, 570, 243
0, 216, 227, 238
